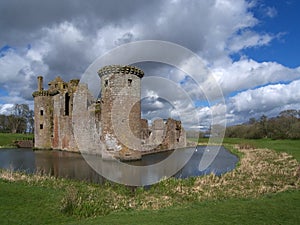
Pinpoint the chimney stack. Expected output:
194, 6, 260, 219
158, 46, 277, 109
37, 76, 43, 91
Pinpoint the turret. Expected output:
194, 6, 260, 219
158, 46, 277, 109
98, 65, 144, 152
32, 75, 53, 149
37, 76, 43, 91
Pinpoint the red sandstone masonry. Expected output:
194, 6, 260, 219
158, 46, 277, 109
33, 65, 186, 160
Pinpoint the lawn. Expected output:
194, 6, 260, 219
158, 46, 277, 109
0, 180, 75, 225
222, 138, 300, 162
194, 137, 300, 162
0, 179, 299, 225
84, 190, 300, 225
0, 133, 33, 147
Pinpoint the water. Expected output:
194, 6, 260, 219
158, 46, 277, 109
0, 146, 238, 185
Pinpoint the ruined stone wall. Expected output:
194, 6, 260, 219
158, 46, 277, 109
161, 118, 186, 149
142, 118, 186, 151
33, 65, 186, 159
33, 93, 53, 149
33, 76, 80, 151
72, 83, 104, 155
140, 119, 150, 140
50, 77, 79, 152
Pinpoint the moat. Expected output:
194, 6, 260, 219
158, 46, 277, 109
0, 146, 238, 185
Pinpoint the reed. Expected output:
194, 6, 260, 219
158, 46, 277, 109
0, 144, 299, 218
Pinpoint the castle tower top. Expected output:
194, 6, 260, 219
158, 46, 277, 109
37, 76, 43, 91
98, 65, 144, 78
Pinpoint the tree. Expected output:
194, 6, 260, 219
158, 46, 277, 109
259, 115, 268, 138
289, 122, 300, 139
279, 109, 299, 118
248, 117, 256, 125
0, 114, 9, 132
6, 104, 34, 133
27, 110, 34, 133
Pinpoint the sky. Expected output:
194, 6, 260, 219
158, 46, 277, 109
0, 0, 300, 130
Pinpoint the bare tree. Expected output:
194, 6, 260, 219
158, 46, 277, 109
6, 104, 33, 133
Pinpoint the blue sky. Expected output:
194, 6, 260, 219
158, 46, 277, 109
0, 0, 300, 128
241, 0, 300, 68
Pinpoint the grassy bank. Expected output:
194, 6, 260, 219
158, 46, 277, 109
0, 142, 299, 224
0, 179, 299, 225
194, 137, 300, 162
85, 190, 300, 225
0, 133, 33, 148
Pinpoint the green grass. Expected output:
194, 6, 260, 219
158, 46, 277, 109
0, 180, 73, 225
84, 190, 300, 225
222, 138, 300, 162
0, 179, 299, 225
190, 137, 300, 162
0, 133, 33, 147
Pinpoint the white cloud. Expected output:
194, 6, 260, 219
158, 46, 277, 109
223, 79, 300, 125
212, 59, 300, 97
0, 49, 28, 84
0, 0, 299, 128
265, 6, 277, 18
228, 30, 273, 52
0, 103, 13, 115
230, 80, 300, 113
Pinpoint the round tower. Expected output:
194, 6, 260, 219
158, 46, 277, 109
98, 65, 144, 152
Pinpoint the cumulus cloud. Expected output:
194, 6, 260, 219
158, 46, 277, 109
212, 59, 300, 96
0, 103, 13, 115
0, 0, 299, 129
225, 79, 300, 124
230, 80, 300, 112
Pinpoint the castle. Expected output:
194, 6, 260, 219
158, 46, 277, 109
32, 65, 186, 160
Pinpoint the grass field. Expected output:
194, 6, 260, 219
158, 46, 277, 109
0, 179, 299, 225
84, 190, 300, 225
0, 134, 299, 224
195, 137, 300, 162
0, 133, 33, 147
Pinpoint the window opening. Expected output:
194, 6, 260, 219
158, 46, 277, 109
65, 93, 70, 116
128, 79, 132, 86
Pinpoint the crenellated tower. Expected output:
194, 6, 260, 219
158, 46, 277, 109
32, 75, 80, 150
98, 65, 144, 152
32, 76, 53, 149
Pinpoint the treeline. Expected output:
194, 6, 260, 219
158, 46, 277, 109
0, 104, 34, 133
225, 109, 300, 139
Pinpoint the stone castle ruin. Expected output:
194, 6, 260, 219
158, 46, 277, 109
33, 65, 186, 160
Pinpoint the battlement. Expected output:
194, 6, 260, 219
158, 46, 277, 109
32, 76, 80, 98
98, 65, 144, 78
32, 90, 59, 97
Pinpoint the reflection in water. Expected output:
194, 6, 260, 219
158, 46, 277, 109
0, 146, 238, 185
35, 150, 105, 183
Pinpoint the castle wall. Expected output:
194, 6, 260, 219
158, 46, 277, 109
161, 118, 186, 149
98, 65, 144, 152
142, 118, 186, 151
33, 65, 187, 159
72, 83, 103, 155
52, 93, 77, 151
33, 94, 53, 149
